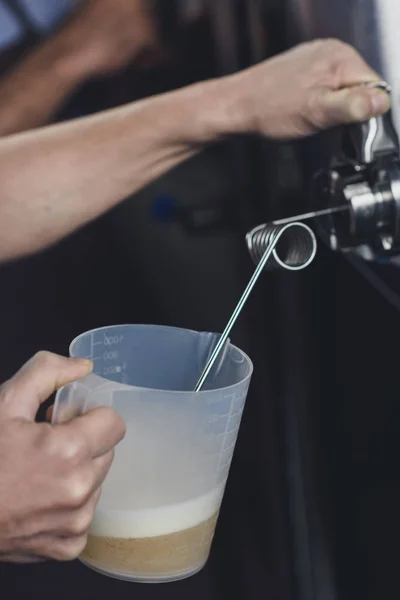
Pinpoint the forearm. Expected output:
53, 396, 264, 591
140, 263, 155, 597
0, 39, 384, 264
0, 36, 87, 137
0, 74, 246, 262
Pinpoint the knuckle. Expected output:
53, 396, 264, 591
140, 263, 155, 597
30, 351, 69, 378
66, 510, 94, 537
65, 475, 92, 508
33, 350, 58, 368
313, 40, 357, 87
325, 39, 362, 69
306, 88, 326, 124
103, 407, 126, 440
33, 422, 54, 450
51, 535, 88, 562
89, 406, 126, 444
57, 434, 88, 468
321, 38, 350, 55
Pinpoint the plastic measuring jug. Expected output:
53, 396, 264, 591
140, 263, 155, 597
53, 325, 253, 583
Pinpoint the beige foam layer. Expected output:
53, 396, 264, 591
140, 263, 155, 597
89, 486, 225, 539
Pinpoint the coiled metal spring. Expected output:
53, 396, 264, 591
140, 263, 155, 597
246, 222, 317, 271
194, 221, 318, 391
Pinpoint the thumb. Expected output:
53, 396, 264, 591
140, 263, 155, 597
0, 352, 93, 421
315, 86, 391, 129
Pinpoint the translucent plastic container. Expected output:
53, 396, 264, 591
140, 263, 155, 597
53, 325, 253, 583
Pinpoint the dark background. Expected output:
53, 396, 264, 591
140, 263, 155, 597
0, 2, 399, 599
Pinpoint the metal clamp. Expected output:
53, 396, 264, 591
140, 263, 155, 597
313, 80, 400, 261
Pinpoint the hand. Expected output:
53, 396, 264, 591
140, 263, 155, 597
0, 352, 125, 563
54, 0, 159, 79
235, 39, 391, 139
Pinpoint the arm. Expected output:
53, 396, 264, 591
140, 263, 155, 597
0, 40, 87, 137
0, 0, 158, 136
0, 40, 392, 568
0, 39, 390, 262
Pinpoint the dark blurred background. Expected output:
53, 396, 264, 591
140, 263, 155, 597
0, 1, 399, 599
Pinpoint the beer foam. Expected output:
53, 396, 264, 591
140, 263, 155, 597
89, 486, 224, 539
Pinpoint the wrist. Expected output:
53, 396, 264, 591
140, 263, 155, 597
163, 74, 254, 146
209, 73, 258, 137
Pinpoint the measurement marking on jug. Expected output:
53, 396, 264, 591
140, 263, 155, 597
206, 409, 243, 428
103, 351, 119, 361
206, 395, 223, 405
228, 407, 244, 421
213, 423, 240, 438
232, 392, 246, 408
103, 365, 122, 376
213, 393, 237, 483
221, 440, 237, 454
103, 334, 124, 346
207, 413, 229, 424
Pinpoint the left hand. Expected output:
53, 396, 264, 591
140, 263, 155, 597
234, 39, 391, 139
0, 352, 125, 564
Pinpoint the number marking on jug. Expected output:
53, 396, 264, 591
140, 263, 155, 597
103, 365, 122, 376
207, 412, 230, 425
103, 334, 124, 346
103, 351, 119, 361
207, 414, 219, 424
206, 395, 223, 405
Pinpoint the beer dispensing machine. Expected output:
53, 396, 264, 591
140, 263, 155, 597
293, 81, 400, 264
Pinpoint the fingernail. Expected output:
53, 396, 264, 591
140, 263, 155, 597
369, 89, 391, 115
74, 358, 93, 371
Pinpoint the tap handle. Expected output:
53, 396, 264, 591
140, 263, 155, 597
342, 81, 399, 164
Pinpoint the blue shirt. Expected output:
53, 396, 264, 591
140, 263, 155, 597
0, 0, 73, 50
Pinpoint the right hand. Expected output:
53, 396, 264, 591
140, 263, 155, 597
55, 0, 159, 78
234, 39, 391, 139
0, 352, 125, 564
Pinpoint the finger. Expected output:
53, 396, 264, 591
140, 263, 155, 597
50, 534, 89, 562
310, 39, 381, 88
58, 407, 126, 459
91, 450, 115, 488
0, 352, 93, 421
37, 488, 101, 537
336, 47, 380, 86
21, 533, 88, 562
58, 454, 113, 510
313, 86, 391, 130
